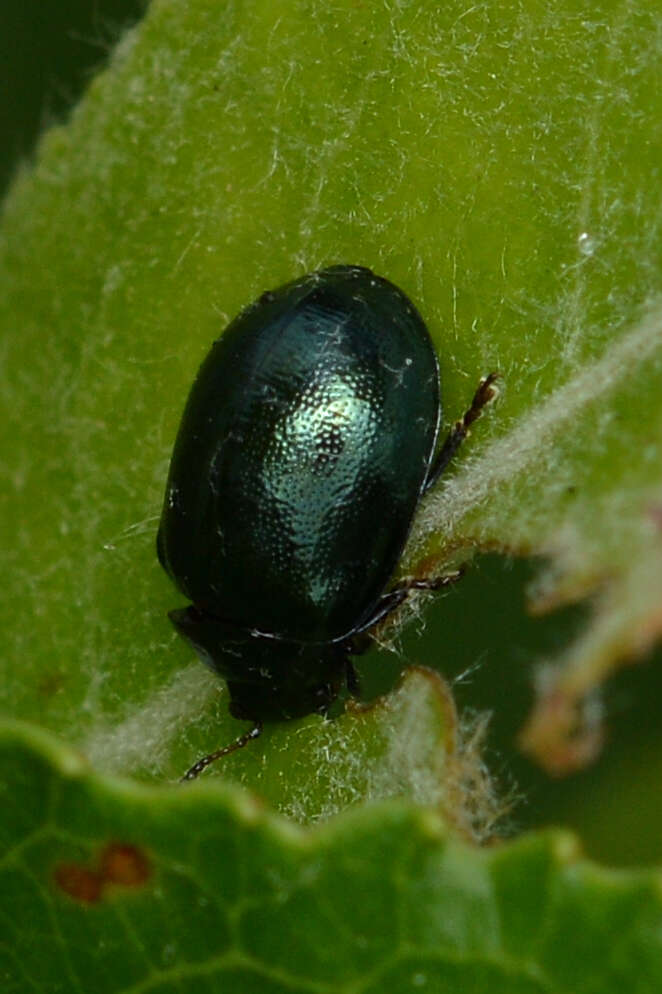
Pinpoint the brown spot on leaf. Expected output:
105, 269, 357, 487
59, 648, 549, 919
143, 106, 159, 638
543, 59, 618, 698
54, 864, 103, 904
53, 841, 151, 902
99, 843, 151, 888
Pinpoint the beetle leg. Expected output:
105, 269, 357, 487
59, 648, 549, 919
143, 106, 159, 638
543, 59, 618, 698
345, 658, 361, 697
180, 721, 262, 782
356, 569, 465, 635
423, 372, 499, 493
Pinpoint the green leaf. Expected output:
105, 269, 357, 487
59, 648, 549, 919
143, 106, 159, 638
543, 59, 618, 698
2, 721, 662, 993
1, 0, 662, 985
2, 0, 661, 785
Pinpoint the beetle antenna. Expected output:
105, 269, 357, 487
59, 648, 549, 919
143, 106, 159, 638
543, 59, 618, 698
180, 721, 263, 782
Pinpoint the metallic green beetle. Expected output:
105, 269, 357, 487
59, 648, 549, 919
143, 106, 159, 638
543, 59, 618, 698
157, 265, 497, 778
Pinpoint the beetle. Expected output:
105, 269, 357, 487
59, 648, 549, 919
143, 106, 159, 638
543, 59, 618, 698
157, 264, 497, 779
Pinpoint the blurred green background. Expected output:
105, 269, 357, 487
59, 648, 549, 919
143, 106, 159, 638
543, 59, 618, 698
3, 0, 662, 868
0, 1, 146, 195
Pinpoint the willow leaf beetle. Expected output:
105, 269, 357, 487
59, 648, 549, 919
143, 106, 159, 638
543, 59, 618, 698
157, 264, 497, 779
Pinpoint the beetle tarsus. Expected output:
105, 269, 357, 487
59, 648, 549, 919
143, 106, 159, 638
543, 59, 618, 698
180, 721, 263, 782
406, 568, 465, 592
356, 568, 466, 634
